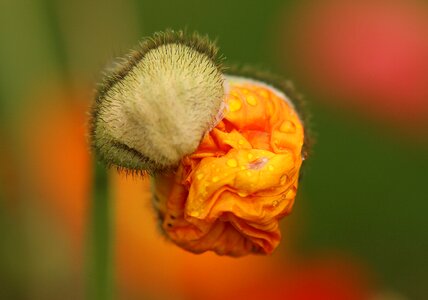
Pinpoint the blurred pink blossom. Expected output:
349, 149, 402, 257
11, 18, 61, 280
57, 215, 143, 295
282, 0, 428, 130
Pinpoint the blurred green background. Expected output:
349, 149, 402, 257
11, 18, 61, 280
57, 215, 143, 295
1, 0, 427, 299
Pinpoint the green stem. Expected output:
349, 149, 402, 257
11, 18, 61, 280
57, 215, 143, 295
88, 161, 113, 300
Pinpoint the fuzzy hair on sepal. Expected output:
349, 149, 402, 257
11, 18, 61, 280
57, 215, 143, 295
90, 30, 225, 175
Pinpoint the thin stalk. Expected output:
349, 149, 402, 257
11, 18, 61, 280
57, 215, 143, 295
87, 162, 113, 300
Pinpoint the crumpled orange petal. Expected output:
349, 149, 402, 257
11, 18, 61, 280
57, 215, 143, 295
152, 78, 305, 256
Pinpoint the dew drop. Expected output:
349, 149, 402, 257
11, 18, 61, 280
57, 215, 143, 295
226, 159, 238, 168
228, 98, 242, 112
259, 89, 269, 98
287, 187, 297, 199
238, 191, 248, 197
280, 121, 296, 133
189, 210, 200, 217
246, 95, 258, 106
280, 174, 288, 185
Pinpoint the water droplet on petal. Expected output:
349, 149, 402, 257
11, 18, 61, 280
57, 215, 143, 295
226, 158, 238, 168
190, 210, 200, 217
246, 95, 258, 106
238, 191, 248, 197
287, 187, 297, 199
280, 174, 288, 185
280, 121, 296, 133
259, 89, 269, 98
228, 98, 242, 112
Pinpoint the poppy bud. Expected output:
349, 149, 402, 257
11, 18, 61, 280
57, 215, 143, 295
91, 30, 308, 256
